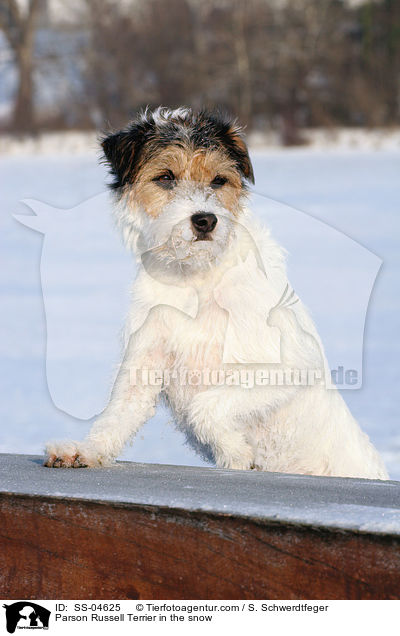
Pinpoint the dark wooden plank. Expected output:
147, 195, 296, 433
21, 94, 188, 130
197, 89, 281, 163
1, 492, 400, 600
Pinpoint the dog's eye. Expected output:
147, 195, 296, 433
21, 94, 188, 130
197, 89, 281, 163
158, 172, 174, 181
153, 171, 175, 188
211, 175, 227, 188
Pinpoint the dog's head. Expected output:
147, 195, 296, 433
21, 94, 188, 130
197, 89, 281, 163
101, 107, 254, 275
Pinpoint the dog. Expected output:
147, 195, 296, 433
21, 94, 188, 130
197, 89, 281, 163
45, 106, 388, 479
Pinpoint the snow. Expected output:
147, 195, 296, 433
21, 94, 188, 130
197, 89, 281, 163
2, 127, 400, 158
248, 127, 400, 152
0, 131, 99, 157
1, 140, 399, 478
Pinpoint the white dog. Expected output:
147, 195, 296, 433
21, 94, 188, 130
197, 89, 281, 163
45, 107, 388, 479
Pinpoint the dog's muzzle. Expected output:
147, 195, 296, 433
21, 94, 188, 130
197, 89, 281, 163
191, 213, 218, 240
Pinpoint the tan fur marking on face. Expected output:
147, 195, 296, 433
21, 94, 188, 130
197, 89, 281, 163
125, 145, 245, 217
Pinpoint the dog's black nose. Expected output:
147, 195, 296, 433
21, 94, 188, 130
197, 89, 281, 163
191, 213, 218, 234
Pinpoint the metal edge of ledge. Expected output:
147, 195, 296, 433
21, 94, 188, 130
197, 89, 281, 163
1, 453, 400, 537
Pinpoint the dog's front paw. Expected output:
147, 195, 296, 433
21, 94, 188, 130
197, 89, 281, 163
44, 441, 110, 468
44, 453, 90, 468
217, 437, 255, 471
228, 454, 255, 471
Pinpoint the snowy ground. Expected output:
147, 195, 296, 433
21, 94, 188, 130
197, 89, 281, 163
1, 126, 400, 157
1, 141, 399, 478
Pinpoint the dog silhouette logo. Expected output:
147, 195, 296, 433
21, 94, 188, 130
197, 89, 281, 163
14, 193, 133, 419
213, 250, 287, 364
3, 602, 50, 633
15, 191, 382, 409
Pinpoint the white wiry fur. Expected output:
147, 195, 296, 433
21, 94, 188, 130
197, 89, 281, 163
45, 178, 388, 479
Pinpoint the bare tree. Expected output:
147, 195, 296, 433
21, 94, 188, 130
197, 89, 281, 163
0, 0, 41, 132
231, 0, 252, 126
1, 0, 398, 138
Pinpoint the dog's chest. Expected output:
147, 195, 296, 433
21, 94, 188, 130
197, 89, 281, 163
166, 298, 228, 369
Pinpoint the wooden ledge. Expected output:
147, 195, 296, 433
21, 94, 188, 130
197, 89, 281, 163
1, 454, 400, 599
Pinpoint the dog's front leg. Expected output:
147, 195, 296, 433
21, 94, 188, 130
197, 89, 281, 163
44, 319, 164, 468
187, 389, 254, 470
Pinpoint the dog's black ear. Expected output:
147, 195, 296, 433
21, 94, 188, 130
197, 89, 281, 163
101, 131, 127, 168
198, 110, 255, 184
101, 130, 135, 190
225, 125, 255, 184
